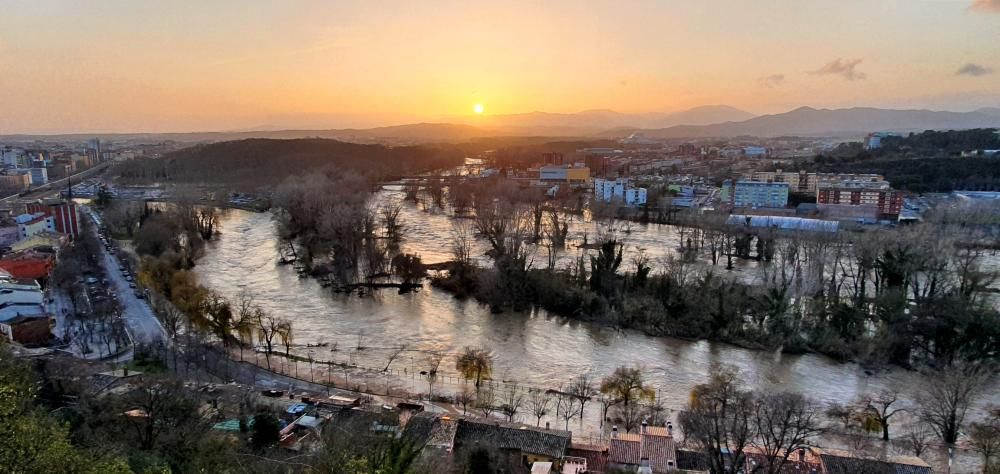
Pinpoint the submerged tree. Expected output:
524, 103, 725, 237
456, 346, 493, 389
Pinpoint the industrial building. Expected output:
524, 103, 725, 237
537, 165, 590, 183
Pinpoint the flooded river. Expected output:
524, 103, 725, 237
192, 193, 997, 471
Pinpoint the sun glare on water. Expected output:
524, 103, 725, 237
473, 103, 484, 114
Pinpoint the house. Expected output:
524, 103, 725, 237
607, 423, 679, 473
15, 213, 56, 240
26, 199, 82, 239
565, 443, 608, 474
10, 233, 64, 252
0, 313, 54, 345
817, 449, 931, 474
279, 414, 328, 452
0, 249, 56, 282
452, 417, 572, 468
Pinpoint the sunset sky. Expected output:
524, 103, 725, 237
1, 0, 998, 133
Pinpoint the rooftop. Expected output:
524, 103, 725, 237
453, 417, 571, 459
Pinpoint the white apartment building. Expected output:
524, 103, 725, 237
594, 178, 648, 206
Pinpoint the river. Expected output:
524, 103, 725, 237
193, 194, 997, 472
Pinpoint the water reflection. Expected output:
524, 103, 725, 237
194, 206, 997, 415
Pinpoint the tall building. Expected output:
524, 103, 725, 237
722, 180, 789, 208
28, 168, 48, 186
87, 138, 102, 164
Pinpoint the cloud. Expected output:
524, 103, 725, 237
810, 58, 866, 81
757, 74, 785, 88
969, 0, 1000, 13
956, 63, 994, 76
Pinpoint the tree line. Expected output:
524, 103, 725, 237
420, 178, 1000, 369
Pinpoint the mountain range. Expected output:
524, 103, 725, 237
624, 106, 1000, 139
3, 106, 999, 143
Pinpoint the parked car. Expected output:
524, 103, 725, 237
129, 282, 136, 289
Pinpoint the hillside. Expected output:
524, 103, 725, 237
116, 138, 465, 188
632, 107, 1000, 139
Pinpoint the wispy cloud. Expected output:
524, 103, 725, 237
757, 74, 785, 88
810, 58, 866, 81
969, 0, 1000, 13
956, 63, 995, 76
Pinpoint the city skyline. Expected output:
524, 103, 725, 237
1, 0, 999, 133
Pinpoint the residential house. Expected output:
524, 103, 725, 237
452, 418, 572, 468
608, 423, 679, 473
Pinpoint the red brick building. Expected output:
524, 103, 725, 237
26, 199, 80, 239
817, 186, 903, 220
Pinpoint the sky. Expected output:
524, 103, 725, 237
0, 0, 998, 133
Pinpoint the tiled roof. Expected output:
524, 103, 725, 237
453, 418, 571, 459
609, 437, 641, 465
566, 444, 608, 474
401, 411, 440, 445
644, 433, 677, 472
609, 432, 677, 473
819, 453, 932, 474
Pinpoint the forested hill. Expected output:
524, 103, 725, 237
807, 129, 1000, 192
117, 138, 465, 187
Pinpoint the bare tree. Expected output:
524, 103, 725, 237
919, 364, 988, 444
451, 221, 475, 267
899, 423, 931, 458
969, 408, 1000, 473
678, 366, 755, 474
753, 392, 825, 474
556, 391, 580, 430
426, 352, 444, 398
858, 389, 906, 441
455, 386, 475, 415
379, 202, 403, 242
498, 382, 526, 423
614, 402, 646, 433
568, 373, 598, 423
825, 402, 856, 431
475, 384, 497, 418
382, 344, 408, 372
527, 389, 553, 427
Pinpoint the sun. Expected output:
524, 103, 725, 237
473, 103, 484, 114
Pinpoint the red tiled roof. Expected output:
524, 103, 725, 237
0, 257, 53, 280
644, 433, 677, 472
608, 432, 678, 474
609, 437, 641, 465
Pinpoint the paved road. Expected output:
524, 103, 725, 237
82, 206, 168, 345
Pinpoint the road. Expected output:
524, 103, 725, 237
82, 206, 169, 346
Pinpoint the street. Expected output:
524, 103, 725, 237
83, 206, 168, 346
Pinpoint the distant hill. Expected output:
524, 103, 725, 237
116, 138, 465, 187
628, 107, 1000, 139
456, 105, 755, 131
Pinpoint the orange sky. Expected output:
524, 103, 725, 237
1, 0, 998, 133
